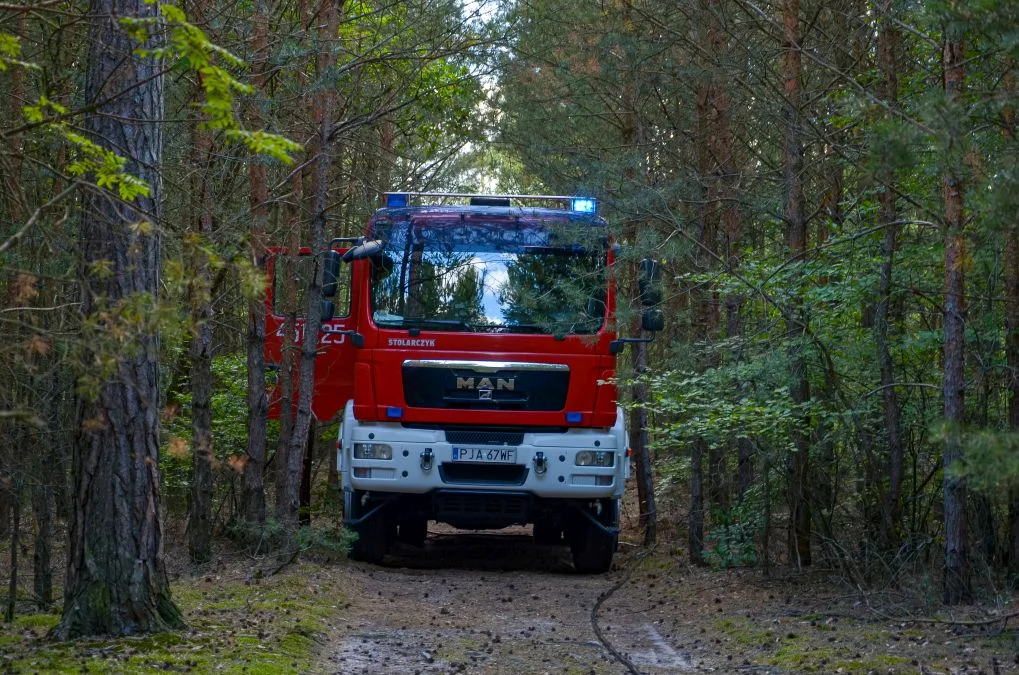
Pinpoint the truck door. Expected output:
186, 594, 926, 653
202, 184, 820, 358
265, 248, 355, 422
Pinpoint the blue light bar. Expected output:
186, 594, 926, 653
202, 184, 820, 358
571, 198, 596, 214
386, 193, 408, 208
386, 407, 404, 419
566, 411, 583, 423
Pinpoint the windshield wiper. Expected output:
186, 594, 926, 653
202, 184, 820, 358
401, 318, 475, 332
503, 323, 550, 334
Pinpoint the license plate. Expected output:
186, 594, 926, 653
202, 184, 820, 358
451, 446, 517, 463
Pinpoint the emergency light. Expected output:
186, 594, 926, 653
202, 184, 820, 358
383, 192, 598, 214
385, 192, 408, 208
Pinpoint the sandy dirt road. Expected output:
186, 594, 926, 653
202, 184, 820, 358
319, 528, 720, 674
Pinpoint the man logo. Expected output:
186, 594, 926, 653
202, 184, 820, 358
456, 376, 515, 391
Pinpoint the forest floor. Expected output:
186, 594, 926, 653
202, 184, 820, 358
2, 513, 1019, 673
315, 522, 1019, 674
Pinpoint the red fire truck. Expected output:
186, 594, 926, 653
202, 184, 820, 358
265, 192, 662, 573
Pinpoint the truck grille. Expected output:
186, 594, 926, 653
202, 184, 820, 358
402, 362, 569, 411
439, 463, 529, 486
445, 429, 524, 446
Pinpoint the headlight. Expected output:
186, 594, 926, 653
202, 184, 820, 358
575, 450, 614, 467
353, 442, 393, 460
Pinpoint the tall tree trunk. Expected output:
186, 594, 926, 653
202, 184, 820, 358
941, 35, 971, 605
32, 378, 55, 608
274, 194, 301, 540
242, 0, 270, 539
782, 0, 811, 568
1007, 221, 1019, 571
279, 0, 340, 551
53, 0, 182, 638
31, 463, 53, 610
300, 420, 315, 527
619, 1, 656, 546
629, 342, 656, 546
187, 85, 216, 565
6, 477, 20, 622
1004, 63, 1019, 574
690, 8, 728, 558
2, 12, 27, 224
874, 0, 905, 551
689, 438, 705, 565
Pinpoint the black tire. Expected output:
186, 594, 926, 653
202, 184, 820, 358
570, 501, 618, 574
396, 517, 428, 547
346, 492, 390, 563
533, 519, 563, 546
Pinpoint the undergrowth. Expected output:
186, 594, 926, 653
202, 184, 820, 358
0, 560, 347, 673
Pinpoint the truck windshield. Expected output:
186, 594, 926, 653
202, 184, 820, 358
369, 217, 608, 335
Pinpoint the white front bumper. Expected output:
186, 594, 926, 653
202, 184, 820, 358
338, 402, 628, 500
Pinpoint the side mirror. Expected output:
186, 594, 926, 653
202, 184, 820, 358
641, 308, 664, 332
321, 299, 335, 322
638, 258, 662, 306
341, 239, 385, 263
322, 250, 341, 298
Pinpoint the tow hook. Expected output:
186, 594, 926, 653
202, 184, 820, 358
534, 451, 547, 475
420, 448, 434, 471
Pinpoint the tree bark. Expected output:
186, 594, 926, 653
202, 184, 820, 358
187, 82, 216, 565
278, 0, 340, 551
1005, 63, 1019, 573
618, 0, 656, 546
1007, 221, 1019, 571
689, 438, 705, 565
242, 0, 270, 540
31, 447, 53, 609
6, 477, 20, 622
874, 0, 905, 551
941, 35, 971, 605
53, 0, 182, 638
782, 0, 811, 568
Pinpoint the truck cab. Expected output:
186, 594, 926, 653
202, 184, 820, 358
268, 192, 654, 573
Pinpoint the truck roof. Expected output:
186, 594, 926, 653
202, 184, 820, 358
370, 204, 608, 227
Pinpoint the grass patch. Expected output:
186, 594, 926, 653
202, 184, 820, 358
0, 562, 346, 674
714, 616, 772, 646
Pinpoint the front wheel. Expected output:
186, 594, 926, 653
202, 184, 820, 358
569, 500, 618, 574
346, 491, 391, 563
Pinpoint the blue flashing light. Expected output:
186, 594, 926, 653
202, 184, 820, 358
571, 198, 596, 214
386, 407, 404, 419
566, 411, 583, 423
386, 192, 408, 208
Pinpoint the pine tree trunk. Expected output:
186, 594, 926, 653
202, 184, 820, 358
689, 438, 705, 565
242, 0, 270, 539
941, 35, 971, 605
2, 13, 26, 224
629, 342, 656, 546
1007, 222, 1019, 570
1002, 62, 1019, 576
29, 296, 55, 610
52, 0, 182, 638
279, 0, 340, 552
872, 0, 906, 553
618, 3, 656, 545
782, 0, 811, 568
31, 451, 52, 609
188, 97, 215, 565
6, 478, 20, 622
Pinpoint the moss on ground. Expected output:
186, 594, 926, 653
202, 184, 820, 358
0, 562, 345, 674
715, 615, 916, 673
